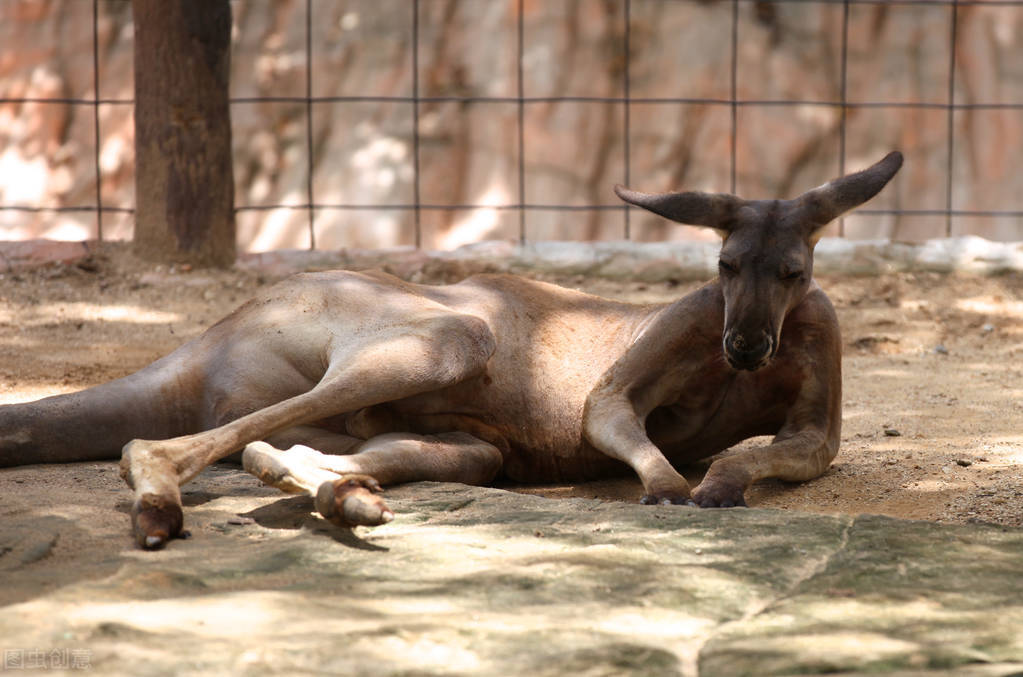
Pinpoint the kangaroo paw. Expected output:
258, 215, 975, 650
315, 476, 394, 528
131, 493, 184, 550
691, 482, 748, 508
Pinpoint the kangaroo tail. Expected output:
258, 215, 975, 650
0, 350, 203, 467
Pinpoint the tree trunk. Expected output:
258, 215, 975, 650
132, 0, 235, 267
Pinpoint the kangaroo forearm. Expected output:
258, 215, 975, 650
710, 429, 834, 486
583, 403, 689, 497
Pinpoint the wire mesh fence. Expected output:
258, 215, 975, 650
1, 0, 1022, 251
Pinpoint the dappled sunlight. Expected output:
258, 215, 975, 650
438, 185, 511, 250
0, 302, 181, 327
351, 134, 410, 191
989, 436, 1023, 460
29, 302, 183, 325
738, 631, 921, 663
595, 610, 715, 638
373, 635, 481, 672
0, 385, 77, 405
0, 146, 49, 205
359, 597, 468, 618
247, 197, 309, 251
38, 219, 93, 241
955, 295, 1023, 318
71, 592, 296, 638
852, 367, 913, 379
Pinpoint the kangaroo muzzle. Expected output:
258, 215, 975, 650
723, 329, 775, 371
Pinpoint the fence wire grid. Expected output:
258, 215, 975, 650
2, 0, 1023, 250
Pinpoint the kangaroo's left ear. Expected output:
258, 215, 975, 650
796, 151, 904, 242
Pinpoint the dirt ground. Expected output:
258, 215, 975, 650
1, 243, 1021, 527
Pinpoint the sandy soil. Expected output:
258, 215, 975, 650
1, 243, 1021, 527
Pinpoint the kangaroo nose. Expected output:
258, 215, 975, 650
728, 331, 769, 354
724, 330, 773, 371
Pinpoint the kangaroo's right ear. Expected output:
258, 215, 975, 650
614, 185, 743, 237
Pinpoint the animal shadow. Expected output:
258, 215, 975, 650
242, 496, 389, 552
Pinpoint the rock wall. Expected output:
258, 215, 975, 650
1, 0, 1021, 251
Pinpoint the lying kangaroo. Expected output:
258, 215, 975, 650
0, 152, 902, 549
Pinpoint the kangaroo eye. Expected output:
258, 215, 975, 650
718, 260, 738, 276
781, 269, 803, 281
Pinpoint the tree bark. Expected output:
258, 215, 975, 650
132, 0, 235, 267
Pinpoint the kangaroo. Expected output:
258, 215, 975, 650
0, 152, 903, 549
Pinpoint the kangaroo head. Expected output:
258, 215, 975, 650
615, 151, 903, 371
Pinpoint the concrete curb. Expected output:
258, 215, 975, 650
239, 237, 1023, 280
2, 237, 1022, 279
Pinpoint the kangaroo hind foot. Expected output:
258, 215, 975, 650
242, 441, 394, 527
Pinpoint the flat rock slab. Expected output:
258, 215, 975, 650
1, 463, 1022, 676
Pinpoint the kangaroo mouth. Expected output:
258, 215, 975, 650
725, 351, 772, 371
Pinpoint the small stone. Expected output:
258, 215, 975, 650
884, 428, 902, 437
227, 516, 255, 526
955, 459, 972, 467
933, 344, 949, 355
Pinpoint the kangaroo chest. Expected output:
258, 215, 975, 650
647, 347, 807, 462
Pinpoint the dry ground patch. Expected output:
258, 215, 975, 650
1, 244, 1020, 526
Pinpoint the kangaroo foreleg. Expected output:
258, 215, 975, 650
693, 344, 842, 507
692, 428, 837, 507
583, 395, 695, 505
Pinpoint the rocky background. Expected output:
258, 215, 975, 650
1, 0, 1022, 252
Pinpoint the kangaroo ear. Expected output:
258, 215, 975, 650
614, 185, 742, 237
797, 151, 903, 233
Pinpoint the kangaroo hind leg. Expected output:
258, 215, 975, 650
242, 431, 503, 528
121, 311, 496, 549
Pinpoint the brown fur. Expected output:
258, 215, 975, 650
0, 153, 902, 548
